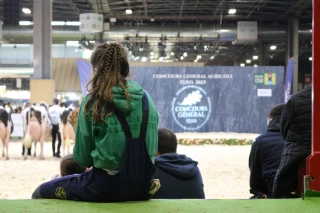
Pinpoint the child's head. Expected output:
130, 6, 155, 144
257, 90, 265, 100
60, 154, 87, 176
85, 42, 130, 123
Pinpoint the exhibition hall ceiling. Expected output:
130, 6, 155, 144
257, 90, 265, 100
0, 0, 313, 65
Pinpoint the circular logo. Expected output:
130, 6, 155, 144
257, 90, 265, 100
172, 85, 211, 131
55, 187, 67, 200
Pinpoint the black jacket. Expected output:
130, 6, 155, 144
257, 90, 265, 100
249, 117, 285, 198
273, 86, 312, 198
152, 153, 205, 199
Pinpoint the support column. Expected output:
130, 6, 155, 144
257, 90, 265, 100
33, 0, 52, 79
288, 18, 299, 94
31, 0, 55, 103
292, 19, 299, 93
95, 32, 104, 45
259, 41, 265, 66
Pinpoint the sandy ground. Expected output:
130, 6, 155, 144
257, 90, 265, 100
0, 135, 256, 200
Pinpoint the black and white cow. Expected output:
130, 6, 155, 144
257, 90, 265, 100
0, 105, 13, 160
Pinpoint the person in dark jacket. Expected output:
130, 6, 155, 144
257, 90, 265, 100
273, 86, 312, 198
249, 104, 285, 199
152, 128, 205, 199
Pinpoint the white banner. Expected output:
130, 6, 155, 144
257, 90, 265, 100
11, 113, 24, 137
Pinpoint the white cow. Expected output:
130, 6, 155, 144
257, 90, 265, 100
60, 106, 75, 156
0, 106, 12, 160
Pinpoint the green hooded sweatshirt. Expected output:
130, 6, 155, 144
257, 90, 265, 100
73, 80, 159, 170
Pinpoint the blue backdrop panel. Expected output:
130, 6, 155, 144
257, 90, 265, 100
130, 66, 284, 133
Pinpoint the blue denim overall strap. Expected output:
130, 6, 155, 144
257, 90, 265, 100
112, 91, 156, 201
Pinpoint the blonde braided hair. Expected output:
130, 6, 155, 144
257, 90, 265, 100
85, 43, 130, 123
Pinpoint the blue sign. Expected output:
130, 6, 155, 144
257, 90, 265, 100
284, 58, 294, 103
131, 66, 285, 133
76, 59, 93, 97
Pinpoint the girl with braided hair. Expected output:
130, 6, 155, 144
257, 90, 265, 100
32, 43, 160, 202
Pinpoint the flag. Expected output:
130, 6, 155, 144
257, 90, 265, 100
284, 58, 294, 103
76, 59, 93, 97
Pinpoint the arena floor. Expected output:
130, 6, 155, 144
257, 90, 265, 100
0, 138, 255, 199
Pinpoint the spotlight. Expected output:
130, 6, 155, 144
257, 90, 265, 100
141, 57, 148, 62
197, 55, 202, 59
171, 51, 174, 56
180, 56, 184, 60
228, 8, 237, 15
253, 56, 258, 60
183, 52, 187, 57
22, 8, 31, 14
254, 64, 258, 67
150, 51, 154, 56
125, 9, 132, 15
246, 60, 251, 64
240, 63, 245, 67
309, 57, 313, 61
270, 45, 277, 50
210, 55, 215, 60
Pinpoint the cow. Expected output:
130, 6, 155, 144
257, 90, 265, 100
0, 106, 12, 160
60, 107, 75, 157
23, 105, 47, 160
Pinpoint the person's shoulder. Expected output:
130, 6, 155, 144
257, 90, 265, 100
255, 131, 283, 144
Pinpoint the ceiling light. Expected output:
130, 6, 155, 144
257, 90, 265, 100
252, 56, 258, 60
309, 57, 313, 61
210, 55, 215, 60
240, 63, 245, 67
126, 9, 132, 15
246, 60, 251, 64
183, 52, 187, 57
254, 64, 258, 67
197, 55, 202, 59
228, 8, 237, 15
270, 45, 277, 50
171, 51, 174, 56
194, 59, 198, 63
180, 56, 184, 60
51, 21, 66, 26
19, 21, 33, 26
141, 57, 148, 62
22, 8, 31, 14
66, 21, 80, 26
150, 51, 154, 56
218, 29, 230, 33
